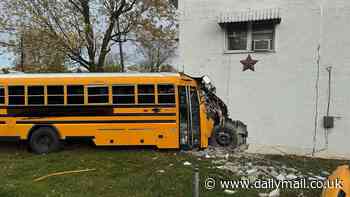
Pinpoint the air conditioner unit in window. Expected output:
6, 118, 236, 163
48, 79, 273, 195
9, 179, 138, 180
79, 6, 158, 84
253, 39, 272, 51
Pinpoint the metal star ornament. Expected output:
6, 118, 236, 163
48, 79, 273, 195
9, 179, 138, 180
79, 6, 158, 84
240, 54, 258, 71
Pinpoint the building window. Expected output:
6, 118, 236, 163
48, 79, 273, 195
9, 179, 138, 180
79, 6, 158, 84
112, 85, 135, 104
226, 21, 276, 52
158, 84, 175, 104
0, 86, 4, 105
28, 86, 44, 105
138, 84, 155, 104
47, 85, 64, 105
8, 86, 25, 105
88, 86, 109, 104
227, 23, 248, 51
67, 85, 84, 105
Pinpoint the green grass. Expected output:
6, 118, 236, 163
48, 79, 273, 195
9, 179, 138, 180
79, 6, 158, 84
0, 142, 348, 197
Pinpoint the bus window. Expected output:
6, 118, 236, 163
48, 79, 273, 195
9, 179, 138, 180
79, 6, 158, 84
138, 84, 155, 104
88, 86, 109, 104
28, 86, 44, 105
112, 85, 135, 104
47, 85, 64, 105
8, 86, 25, 105
67, 85, 84, 105
158, 84, 175, 104
0, 86, 4, 104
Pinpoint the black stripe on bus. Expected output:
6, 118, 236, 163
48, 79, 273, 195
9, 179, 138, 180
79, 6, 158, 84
0, 113, 176, 118
0, 136, 20, 142
16, 120, 176, 124
0, 104, 176, 109
0, 121, 6, 124
0, 105, 176, 117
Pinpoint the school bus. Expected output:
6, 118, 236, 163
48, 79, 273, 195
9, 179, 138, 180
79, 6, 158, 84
0, 72, 247, 154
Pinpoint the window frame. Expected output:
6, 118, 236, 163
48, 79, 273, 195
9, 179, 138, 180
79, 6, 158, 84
66, 85, 85, 105
137, 84, 155, 105
112, 84, 135, 105
224, 22, 276, 54
0, 86, 5, 105
27, 85, 45, 106
47, 85, 65, 106
87, 85, 109, 105
8, 85, 25, 106
157, 84, 176, 105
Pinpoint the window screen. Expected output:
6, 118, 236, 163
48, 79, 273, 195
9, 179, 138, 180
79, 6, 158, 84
8, 86, 25, 105
67, 85, 84, 104
158, 84, 175, 104
0, 86, 4, 105
112, 85, 135, 104
88, 86, 109, 104
28, 86, 44, 105
47, 85, 64, 105
138, 85, 155, 104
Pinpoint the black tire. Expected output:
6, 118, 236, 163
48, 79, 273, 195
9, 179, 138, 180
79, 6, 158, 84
211, 121, 238, 147
29, 127, 61, 154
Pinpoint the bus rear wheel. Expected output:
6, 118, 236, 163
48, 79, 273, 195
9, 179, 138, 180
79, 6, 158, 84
29, 127, 61, 154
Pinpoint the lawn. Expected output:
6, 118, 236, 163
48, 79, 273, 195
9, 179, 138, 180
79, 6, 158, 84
0, 141, 348, 197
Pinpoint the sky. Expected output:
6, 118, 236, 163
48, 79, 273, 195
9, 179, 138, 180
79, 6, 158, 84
0, 53, 13, 67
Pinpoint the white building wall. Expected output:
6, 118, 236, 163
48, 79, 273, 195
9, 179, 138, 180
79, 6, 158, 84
180, 0, 350, 158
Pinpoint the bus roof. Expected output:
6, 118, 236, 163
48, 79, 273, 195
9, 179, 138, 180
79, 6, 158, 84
0, 72, 182, 79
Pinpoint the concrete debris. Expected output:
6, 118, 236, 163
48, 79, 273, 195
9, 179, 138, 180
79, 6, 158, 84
204, 153, 211, 159
183, 161, 192, 166
258, 193, 269, 197
321, 170, 330, 176
286, 173, 298, 180
276, 174, 286, 181
268, 189, 280, 197
297, 192, 306, 197
188, 146, 331, 186
223, 189, 236, 195
313, 175, 327, 181
247, 168, 258, 175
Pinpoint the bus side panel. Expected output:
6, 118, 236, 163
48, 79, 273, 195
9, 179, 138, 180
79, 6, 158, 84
51, 123, 179, 148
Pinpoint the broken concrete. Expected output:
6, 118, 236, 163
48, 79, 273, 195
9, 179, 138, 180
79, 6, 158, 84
188, 145, 332, 190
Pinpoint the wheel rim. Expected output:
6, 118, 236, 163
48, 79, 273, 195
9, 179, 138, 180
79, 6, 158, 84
35, 134, 53, 152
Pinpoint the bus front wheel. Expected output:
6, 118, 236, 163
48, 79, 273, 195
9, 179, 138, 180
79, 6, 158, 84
211, 120, 238, 147
29, 127, 61, 154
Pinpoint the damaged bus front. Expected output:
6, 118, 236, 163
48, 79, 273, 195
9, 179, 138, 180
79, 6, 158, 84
179, 73, 248, 149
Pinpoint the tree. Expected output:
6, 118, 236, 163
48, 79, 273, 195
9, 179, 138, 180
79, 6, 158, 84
1, 0, 177, 72
135, 0, 177, 72
1, 0, 145, 71
13, 28, 67, 72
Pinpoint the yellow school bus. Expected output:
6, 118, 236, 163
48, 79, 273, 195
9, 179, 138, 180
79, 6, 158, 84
0, 72, 247, 153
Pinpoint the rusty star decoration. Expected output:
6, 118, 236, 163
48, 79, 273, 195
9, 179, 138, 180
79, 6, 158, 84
240, 54, 258, 72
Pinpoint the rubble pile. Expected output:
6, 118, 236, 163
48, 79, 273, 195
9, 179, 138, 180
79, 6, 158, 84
188, 146, 331, 196
191, 146, 329, 181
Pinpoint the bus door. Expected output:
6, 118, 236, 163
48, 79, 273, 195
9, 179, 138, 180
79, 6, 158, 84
178, 86, 201, 150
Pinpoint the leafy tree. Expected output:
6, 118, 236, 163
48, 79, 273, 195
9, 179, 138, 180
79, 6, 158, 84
135, 0, 177, 72
12, 28, 68, 72
1, 0, 144, 71
0, 0, 177, 72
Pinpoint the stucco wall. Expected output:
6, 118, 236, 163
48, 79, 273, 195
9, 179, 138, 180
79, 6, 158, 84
179, 0, 350, 158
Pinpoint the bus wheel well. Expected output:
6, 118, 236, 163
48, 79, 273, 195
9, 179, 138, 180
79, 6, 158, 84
28, 125, 61, 140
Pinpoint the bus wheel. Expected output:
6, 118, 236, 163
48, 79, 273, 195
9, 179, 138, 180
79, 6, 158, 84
29, 127, 61, 154
213, 122, 238, 147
